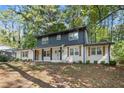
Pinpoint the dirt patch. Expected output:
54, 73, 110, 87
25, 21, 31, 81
0, 62, 124, 88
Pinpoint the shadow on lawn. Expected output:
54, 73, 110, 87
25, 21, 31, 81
4, 63, 54, 88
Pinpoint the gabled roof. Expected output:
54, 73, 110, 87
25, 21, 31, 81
36, 26, 87, 38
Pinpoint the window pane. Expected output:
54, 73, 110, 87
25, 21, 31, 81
69, 33, 73, 40
42, 37, 48, 44
23, 52, 25, 57
57, 35, 61, 40
88, 47, 90, 56
69, 32, 79, 41
91, 48, 96, 55
70, 48, 74, 55
97, 47, 102, 55
103, 46, 105, 56
44, 51, 46, 56
74, 32, 79, 40
47, 51, 50, 56
75, 48, 79, 55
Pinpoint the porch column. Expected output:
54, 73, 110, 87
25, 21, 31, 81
60, 47, 62, 60
50, 48, 52, 60
42, 49, 44, 61
32, 49, 35, 62
108, 44, 110, 63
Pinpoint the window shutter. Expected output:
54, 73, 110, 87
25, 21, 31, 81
103, 46, 105, 56
67, 47, 69, 57
42, 49, 44, 60
60, 47, 62, 60
88, 47, 90, 56
79, 46, 81, 56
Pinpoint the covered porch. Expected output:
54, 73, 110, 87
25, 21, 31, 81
33, 46, 63, 62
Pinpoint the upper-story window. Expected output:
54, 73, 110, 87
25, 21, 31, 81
42, 37, 48, 44
68, 32, 79, 41
56, 35, 61, 40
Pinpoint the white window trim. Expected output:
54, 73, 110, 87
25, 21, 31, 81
44, 50, 50, 57
56, 35, 61, 40
91, 47, 102, 55
69, 47, 79, 56
91, 47, 96, 55
68, 32, 79, 41
21, 51, 28, 58
42, 37, 48, 44
97, 47, 102, 55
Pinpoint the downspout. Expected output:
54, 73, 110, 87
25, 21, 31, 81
83, 28, 88, 63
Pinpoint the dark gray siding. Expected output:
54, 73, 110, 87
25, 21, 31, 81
37, 31, 85, 48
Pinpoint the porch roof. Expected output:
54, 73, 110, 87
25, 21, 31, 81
84, 42, 115, 46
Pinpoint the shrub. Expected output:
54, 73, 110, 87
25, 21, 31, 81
86, 60, 90, 64
109, 60, 116, 66
94, 60, 98, 64
23, 59, 28, 62
9, 57, 14, 62
27, 59, 31, 62
105, 63, 109, 65
79, 60, 82, 64
0, 55, 9, 62
101, 61, 105, 65
29, 59, 32, 62
118, 60, 124, 64
73, 61, 76, 64
14, 58, 20, 62
19, 59, 22, 61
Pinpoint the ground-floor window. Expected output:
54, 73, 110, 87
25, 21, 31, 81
44, 50, 50, 57
70, 47, 79, 56
97, 47, 102, 55
21, 51, 28, 57
90, 46, 103, 56
70, 48, 74, 55
91, 48, 96, 55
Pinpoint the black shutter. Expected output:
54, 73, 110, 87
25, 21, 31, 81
67, 47, 69, 57
42, 49, 44, 60
50, 48, 52, 60
79, 46, 81, 56
60, 47, 62, 60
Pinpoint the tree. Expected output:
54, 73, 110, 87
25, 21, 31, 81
112, 41, 124, 61
0, 8, 23, 48
0, 5, 122, 49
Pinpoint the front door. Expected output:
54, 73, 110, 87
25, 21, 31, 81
54, 49, 60, 60
69, 47, 79, 62
43, 49, 50, 61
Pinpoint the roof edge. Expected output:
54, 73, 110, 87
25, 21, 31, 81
35, 26, 87, 38
84, 42, 115, 46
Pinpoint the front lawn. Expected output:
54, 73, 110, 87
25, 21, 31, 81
0, 62, 123, 88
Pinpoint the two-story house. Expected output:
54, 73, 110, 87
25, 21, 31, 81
16, 26, 114, 63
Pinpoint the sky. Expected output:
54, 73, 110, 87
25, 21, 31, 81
0, 5, 65, 11
0, 5, 9, 10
